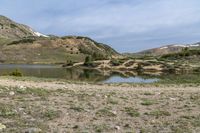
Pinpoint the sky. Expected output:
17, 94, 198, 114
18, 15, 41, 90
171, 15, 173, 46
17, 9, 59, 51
0, 0, 200, 52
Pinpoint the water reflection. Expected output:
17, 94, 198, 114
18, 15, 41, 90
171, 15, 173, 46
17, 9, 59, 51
0, 64, 159, 83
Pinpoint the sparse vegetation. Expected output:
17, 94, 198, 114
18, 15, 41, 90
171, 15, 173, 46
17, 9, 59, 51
161, 49, 200, 60
96, 108, 117, 117
0, 103, 16, 118
141, 99, 156, 106
9, 69, 23, 77
43, 109, 60, 120
145, 110, 171, 118
7, 38, 36, 45
84, 56, 93, 66
0, 79, 199, 132
124, 107, 140, 117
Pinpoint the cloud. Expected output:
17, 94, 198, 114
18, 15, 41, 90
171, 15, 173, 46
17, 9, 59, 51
0, 0, 200, 52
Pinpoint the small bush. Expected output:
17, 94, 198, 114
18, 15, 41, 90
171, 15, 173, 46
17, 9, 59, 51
7, 38, 35, 45
136, 64, 143, 71
110, 59, 120, 66
9, 69, 23, 77
84, 56, 93, 66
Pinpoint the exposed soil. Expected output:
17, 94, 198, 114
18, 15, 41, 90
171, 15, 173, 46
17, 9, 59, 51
0, 78, 200, 132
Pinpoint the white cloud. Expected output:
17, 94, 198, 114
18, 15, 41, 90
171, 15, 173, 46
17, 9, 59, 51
1, 0, 200, 52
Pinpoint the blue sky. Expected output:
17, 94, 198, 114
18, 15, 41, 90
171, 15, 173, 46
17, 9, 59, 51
1, 0, 200, 52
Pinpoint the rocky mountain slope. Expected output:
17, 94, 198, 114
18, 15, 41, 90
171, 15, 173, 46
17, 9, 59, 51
0, 15, 119, 64
0, 15, 48, 39
138, 42, 200, 56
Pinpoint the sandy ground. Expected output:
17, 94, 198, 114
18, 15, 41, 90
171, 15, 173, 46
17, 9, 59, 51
0, 78, 200, 133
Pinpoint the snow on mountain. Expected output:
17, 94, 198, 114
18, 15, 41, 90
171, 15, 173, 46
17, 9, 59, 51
189, 44, 200, 47
33, 31, 49, 37
29, 28, 49, 37
160, 46, 168, 49
173, 44, 188, 47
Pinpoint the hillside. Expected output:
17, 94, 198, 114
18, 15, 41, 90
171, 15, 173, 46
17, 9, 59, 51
138, 43, 200, 56
0, 15, 48, 39
0, 15, 119, 64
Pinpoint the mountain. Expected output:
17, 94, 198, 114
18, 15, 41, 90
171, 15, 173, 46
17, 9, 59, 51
138, 42, 200, 56
0, 15, 119, 64
0, 15, 48, 39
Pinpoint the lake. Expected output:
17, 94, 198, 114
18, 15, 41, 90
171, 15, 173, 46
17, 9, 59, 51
0, 64, 160, 83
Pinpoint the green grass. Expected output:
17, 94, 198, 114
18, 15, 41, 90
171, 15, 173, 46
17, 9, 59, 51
0, 103, 16, 118
94, 124, 109, 133
141, 99, 156, 106
15, 87, 50, 99
107, 98, 118, 105
124, 107, 140, 117
145, 110, 171, 118
96, 108, 117, 117
43, 109, 60, 120
157, 74, 200, 85
70, 106, 85, 112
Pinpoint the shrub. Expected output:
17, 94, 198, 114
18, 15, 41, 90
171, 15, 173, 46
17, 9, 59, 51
136, 63, 143, 71
110, 59, 120, 66
9, 69, 23, 77
10, 24, 17, 28
84, 56, 93, 66
7, 38, 35, 45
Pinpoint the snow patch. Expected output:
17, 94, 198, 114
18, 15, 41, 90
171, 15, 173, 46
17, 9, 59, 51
173, 44, 188, 47
29, 28, 49, 37
33, 31, 49, 37
160, 46, 168, 49
189, 44, 200, 47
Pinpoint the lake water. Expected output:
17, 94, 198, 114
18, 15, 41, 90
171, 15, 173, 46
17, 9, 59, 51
0, 64, 159, 83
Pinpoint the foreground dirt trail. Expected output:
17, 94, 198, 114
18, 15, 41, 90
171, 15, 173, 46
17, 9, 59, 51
0, 78, 200, 132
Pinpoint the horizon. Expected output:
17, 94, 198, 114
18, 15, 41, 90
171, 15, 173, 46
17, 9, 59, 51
1, 0, 200, 52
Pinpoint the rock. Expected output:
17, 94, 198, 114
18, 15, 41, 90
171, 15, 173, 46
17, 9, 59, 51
23, 128, 42, 133
19, 85, 26, 90
0, 123, 6, 130
170, 97, 176, 101
114, 126, 120, 130
9, 91, 15, 96
111, 110, 117, 115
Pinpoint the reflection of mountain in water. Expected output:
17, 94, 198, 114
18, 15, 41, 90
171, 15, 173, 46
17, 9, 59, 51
0, 64, 161, 82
